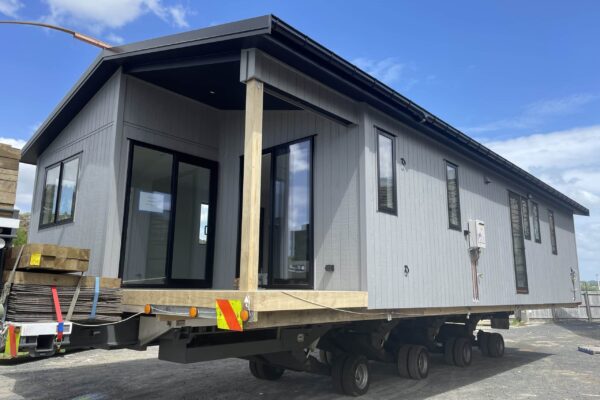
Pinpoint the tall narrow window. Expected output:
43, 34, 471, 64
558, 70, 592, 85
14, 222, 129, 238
531, 201, 541, 243
521, 197, 531, 240
446, 161, 461, 231
376, 129, 397, 215
509, 192, 528, 293
40, 154, 80, 227
548, 209, 558, 255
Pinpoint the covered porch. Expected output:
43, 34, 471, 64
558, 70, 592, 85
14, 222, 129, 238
117, 48, 368, 318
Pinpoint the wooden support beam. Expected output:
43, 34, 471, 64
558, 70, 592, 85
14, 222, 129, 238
239, 78, 264, 291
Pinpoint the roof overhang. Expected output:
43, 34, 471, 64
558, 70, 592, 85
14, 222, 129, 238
20, 15, 589, 216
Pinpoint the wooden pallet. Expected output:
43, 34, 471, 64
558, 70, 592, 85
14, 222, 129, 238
3, 272, 122, 322
7, 244, 90, 273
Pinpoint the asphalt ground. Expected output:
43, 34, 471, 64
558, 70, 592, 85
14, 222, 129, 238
0, 320, 598, 399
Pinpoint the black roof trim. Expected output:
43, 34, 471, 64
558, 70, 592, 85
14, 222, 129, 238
21, 15, 589, 216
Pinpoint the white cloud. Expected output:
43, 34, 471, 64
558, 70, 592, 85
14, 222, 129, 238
484, 125, 600, 280
43, 0, 189, 34
0, 0, 22, 18
105, 32, 125, 45
465, 94, 599, 134
0, 137, 36, 212
352, 57, 418, 90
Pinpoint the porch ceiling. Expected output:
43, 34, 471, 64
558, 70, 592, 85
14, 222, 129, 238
130, 60, 298, 111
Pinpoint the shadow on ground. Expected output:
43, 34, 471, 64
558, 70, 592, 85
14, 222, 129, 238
2, 347, 549, 400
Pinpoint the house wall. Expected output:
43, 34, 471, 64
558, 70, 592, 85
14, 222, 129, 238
29, 71, 123, 276
213, 110, 362, 290
362, 105, 580, 309
109, 75, 362, 290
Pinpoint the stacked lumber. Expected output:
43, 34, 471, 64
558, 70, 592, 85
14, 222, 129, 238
7, 244, 89, 273
3, 271, 122, 322
0, 143, 20, 211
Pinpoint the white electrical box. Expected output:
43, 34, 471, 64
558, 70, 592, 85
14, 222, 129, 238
468, 219, 486, 249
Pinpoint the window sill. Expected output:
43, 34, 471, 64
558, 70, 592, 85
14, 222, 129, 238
39, 219, 74, 230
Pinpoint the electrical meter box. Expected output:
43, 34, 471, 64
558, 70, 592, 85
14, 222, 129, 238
468, 219, 486, 249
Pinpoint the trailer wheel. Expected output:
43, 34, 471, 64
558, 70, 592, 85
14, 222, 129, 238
487, 333, 505, 358
407, 345, 429, 380
341, 355, 370, 396
396, 345, 411, 378
444, 338, 456, 365
452, 337, 472, 367
477, 331, 490, 356
331, 354, 348, 394
249, 360, 285, 380
319, 350, 335, 366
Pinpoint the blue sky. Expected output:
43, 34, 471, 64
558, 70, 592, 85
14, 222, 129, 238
0, 0, 598, 280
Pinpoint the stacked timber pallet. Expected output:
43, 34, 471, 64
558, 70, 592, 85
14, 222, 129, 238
0, 143, 20, 212
2, 244, 122, 323
6, 244, 89, 273
4, 272, 122, 322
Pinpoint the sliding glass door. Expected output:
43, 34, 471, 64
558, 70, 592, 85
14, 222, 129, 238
239, 137, 314, 288
121, 142, 218, 288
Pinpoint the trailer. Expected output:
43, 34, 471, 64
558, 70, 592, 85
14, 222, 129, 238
6, 15, 588, 396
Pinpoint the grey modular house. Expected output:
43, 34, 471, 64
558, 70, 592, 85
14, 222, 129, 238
21, 15, 588, 311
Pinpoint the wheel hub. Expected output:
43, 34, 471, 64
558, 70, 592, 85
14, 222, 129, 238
354, 363, 369, 390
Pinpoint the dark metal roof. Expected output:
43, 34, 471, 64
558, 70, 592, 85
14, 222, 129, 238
21, 15, 589, 216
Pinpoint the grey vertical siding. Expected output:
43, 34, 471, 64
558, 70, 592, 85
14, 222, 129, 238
29, 71, 122, 276
363, 105, 580, 309
29, 50, 581, 312
213, 110, 361, 290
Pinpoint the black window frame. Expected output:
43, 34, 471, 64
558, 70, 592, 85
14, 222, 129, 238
445, 160, 462, 231
376, 128, 398, 215
548, 209, 558, 255
521, 196, 531, 240
118, 140, 219, 289
531, 201, 541, 243
235, 136, 315, 289
39, 153, 81, 229
509, 191, 529, 294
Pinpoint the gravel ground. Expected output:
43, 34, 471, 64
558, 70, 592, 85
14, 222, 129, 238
0, 320, 598, 399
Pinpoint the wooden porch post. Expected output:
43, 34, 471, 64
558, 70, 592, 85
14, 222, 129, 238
239, 78, 264, 291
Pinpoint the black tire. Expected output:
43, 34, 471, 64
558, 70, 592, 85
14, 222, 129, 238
478, 331, 490, 357
452, 337, 472, 367
488, 333, 505, 358
444, 338, 456, 365
407, 345, 429, 380
331, 354, 348, 394
341, 355, 370, 396
249, 360, 285, 380
396, 345, 411, 378
319, 350, 334, 366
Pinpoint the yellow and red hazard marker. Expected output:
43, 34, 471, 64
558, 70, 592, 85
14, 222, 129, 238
215, 299, 244, 331
3, 324, 21, 358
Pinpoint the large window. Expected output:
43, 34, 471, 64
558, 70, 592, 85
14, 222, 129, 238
509, 192, 529, 293
445, 161, 462, 231
121, 143, 218, 288
40, 154, 80, 227
548, 209, 558, 255
376, 129, 397, 215
521, 197, 531, 240
236, 137, 314, 288
531, 201, 541, 243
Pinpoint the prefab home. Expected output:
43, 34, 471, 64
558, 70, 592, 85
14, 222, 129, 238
21, 16, 587, 312
15, 15, 590, 395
